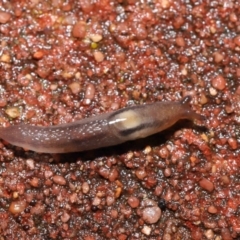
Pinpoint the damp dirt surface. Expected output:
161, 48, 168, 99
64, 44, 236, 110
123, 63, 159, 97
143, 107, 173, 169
0, 1, 240, 240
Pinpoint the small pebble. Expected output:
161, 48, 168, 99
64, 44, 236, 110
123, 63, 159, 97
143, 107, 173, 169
142, 206, 161, 224
5, 107, 20, 119
164, 168, 172, 177
204, 229, 214, 239
52, 175, 67, 185
98, 166, 110, 179
26, 159, 35, 170
209, 87, 218, 96
0, 11, 11, 23
173, 16, 185, 29
175, 36, 185, 47
69, 82, 81, 94
233, 35, 240, 47
84, 83, 95, 100
30, 177, 40, 188
89, 34, 103, 42
199, 94, 208, 104
82, 182, 90, 194
159, 147, 169, 158
9, 200, 27, 214
13, 192, 18, 199
220, 175, 230, 185
108, 168, 119, 182
208, 205, 218, 214
135, 168, 147, 180
229, 13, 237, 22
154, 185, 163, 196
106, 196, 115, 206
0, 53, 11, 63
141, 225, 151, 236
199, 178, 214, 192
211, 75, 226, 90
221, 228, 232, 240
225, 104, 233, 114
91, 42, 98, 49
44, 170, 53, 179
93, 51, 104, 62
61, 211, 70, 223
163, 233, 171, 240
92, 197, 101, 206
158, 199, 167, 211
227, 137, 238, 150
213, 51, 224, 63
115, 186, 122, 198
33, 50, 44, 59
72, 21, 87, 38
143, 145, 152, 154
0, 99, 7, 107
111, 209, 118, 219
127, 196, 140, 208
159, 0, 171, 8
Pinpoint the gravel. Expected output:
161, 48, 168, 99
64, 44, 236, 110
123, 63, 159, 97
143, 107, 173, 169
0, 0, 239, 239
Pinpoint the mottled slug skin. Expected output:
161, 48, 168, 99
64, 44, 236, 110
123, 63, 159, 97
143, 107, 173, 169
0, 96, 203, 153
0, 112, 117, 153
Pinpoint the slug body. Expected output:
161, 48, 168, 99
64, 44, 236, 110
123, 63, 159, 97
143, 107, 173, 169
0, 96, 203, 153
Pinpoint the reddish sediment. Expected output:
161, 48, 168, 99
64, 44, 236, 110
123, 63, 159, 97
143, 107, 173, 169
0, 1, 239, 239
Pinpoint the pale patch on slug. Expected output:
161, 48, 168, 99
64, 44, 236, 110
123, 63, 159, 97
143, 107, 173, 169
109, 110, 142, 130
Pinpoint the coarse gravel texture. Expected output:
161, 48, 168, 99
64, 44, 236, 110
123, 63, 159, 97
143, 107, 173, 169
0, 0, 240, 240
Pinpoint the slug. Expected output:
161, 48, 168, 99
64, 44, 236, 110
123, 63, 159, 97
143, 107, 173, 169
0, 96, 204, 153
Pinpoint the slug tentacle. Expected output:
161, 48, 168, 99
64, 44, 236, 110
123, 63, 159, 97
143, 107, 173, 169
0, 96, 204, 153
181, 95, 192, 105
180, 96, 205, 121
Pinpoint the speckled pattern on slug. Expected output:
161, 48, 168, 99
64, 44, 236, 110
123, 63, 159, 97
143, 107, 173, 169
0, 118, 112, 153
